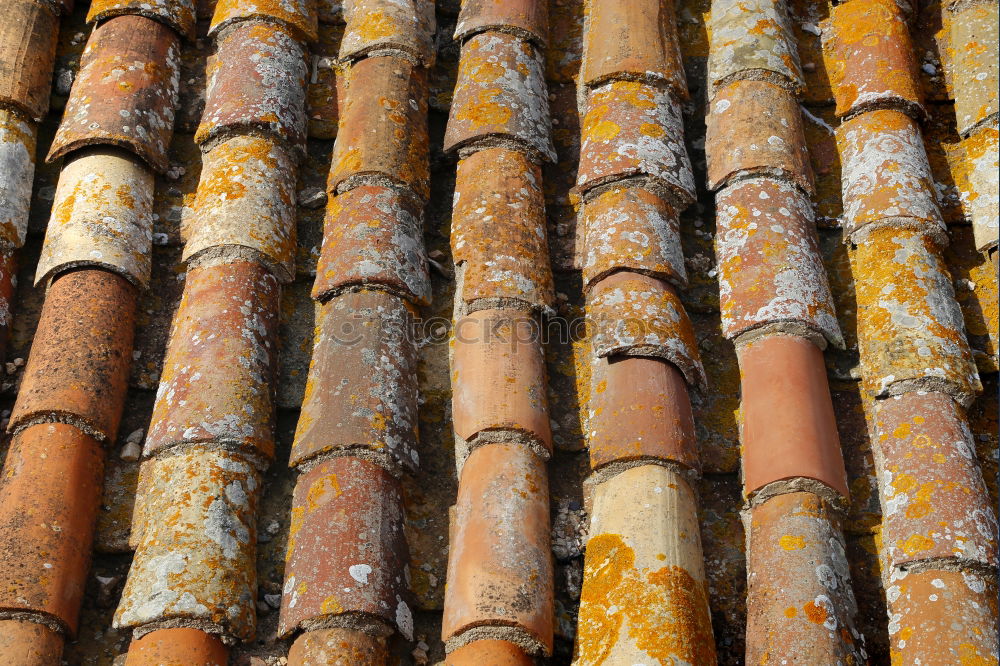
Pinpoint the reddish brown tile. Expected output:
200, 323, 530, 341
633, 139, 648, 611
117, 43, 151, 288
145, 261, 280, 463
307, 23, 346, 141
546, 0, 584, 83
444, 31, 555, 162
707, 0, 803, 94
451, 309, 552, 454
0, 619, 64, 665
279, 456, 412, 639
328, 55, 430, 199
10, 269, 136, 443
452, 148, 554, 312
738, 335, 849, 499
47, 16, 181, 173
87, 0, 197, 40
288, 628, 387, 665
210, 0, 317, 43
0, 0, 59, 121
0, 423, 104, 635
125, 628, 228, 665
446, 639, 533, 664
442, 443, 553, 655
951, 2, 998, 136
312, 185, 430, 305
0, 249, 14, 361
340, 0, 435, 65
0, 109, 36, 248
291, 290, 420, 472
454, 0, 548, 46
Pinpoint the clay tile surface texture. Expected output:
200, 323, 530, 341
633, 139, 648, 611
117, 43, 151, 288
454, 0, 548, 46
586, 271, 706, 391
581, 185, 686, 291
0, 109, 38, 248
0, 424, 104, 635
705, 80, 814, 194
707, 0, 802, 94
582, 0, 687, 97
715, 177, 842, 348
196, 22, 308, 154
441, 443, 553, 655
186, 135, 298, 282
0, 0, 59, 122
452, 148, 554, 313
450, 309, 552, 454
444, 31, 556, 162
587, 356, 700, 472
826, 0, 922, 120
576, 465, 716, 665
279, 456, 412, 638
115, 446, 261, 640
745, 492, 865, 664
738, 335, 850, 499
852, 226, 981, 406
312, 185, 431, 305
328, 55, 430, 200
48, 15, 181, 174
340, 0, 435, 65
837, 109, 945, 243
10, 269, 136, 442
445, 639, 533, 665
950, 2, 998, 136
288, 628, 388, 665
965, 123, 999, 251
87, 0, 197, 41
291, 290, 420, 472
144, 260, 280, 463
0, 620, 64, 665
126, 628, 228, 666
37, 149, 154, 288
576, 80, 694, 206
210, 0, 318, 44
874, 391, 998, 569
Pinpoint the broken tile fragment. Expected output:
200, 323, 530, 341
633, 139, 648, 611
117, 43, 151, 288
0, 0, 59, 121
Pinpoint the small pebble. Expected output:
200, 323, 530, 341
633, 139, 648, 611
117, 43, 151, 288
297, 187, 327, 209
119, 441, 142, 462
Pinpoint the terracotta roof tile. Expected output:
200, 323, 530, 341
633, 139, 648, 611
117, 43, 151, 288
210, 0, 318, 44
288, 628, 388, 664
0, 619, 64, 664
707, 0, 803, 94
0, 109, 38, 248
444, 31, 555, 162
87, 0, 197, 41
47, 16, 181, 173
339, 0, 436, 65
0, 249, 15, 362
306, 24, 347, 140
125, 628, 228, 666
544, 0, 584, 83
454, 0, 548, 46
949, 1, 998, 136
963, 121, 999, 252
0, 0, 59, 122
444, 639, 533, 664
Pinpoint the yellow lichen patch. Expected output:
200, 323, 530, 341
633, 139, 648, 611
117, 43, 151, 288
779, 534, 806, 551
900, 533, 935, 556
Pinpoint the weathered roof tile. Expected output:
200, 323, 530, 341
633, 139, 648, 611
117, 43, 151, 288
454, 0, 548, 46
0, 0, 59, 122
289, 629, 388, 664
707, 0, 803, 94
0, 109, 37, 248
210, 0, 318, 44
964, 122, 999, 252
87, 0, 197, 40
950, 1, 998, 136
339, 0, 435, 65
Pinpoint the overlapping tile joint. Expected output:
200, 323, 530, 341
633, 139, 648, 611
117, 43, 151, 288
0, 0, 996, 663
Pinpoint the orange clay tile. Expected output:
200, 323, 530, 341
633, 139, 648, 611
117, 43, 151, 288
87, 0, 196, 40
576, 81, 694, 206
288, 628, 388, 665
115, 446, 261, 640
340, 0, 435, 65
210, 0, 318, 43
307, 24, 347, 140
196, 21, 308, 154
47, 16, 181, 173
950, 1, 998, 136
444, 31, 556, 163
0, 250, 14, 361
0, 0, 59, 121
185, 135, 298, 283
581, 185, 686, 291
125, 628, 228, 665
576, 465, 716, 665
545, 0, 584, 84
714, 177, 842, 349
874, 391, 998, 569
0, 108, 37, 248
452, 148, 554, 313
705, 80, 814, 194
454, 0, 548, 46
586, 271, 706, 391
0, 423, 104, 635
707, 0, 803, 94
738, 335, 850, 499
144, 261, 280, 463
0, 619, 64, 665
36, 149, 155, 288
582, 0, 687, 98
279, 456, 412, 639
451, 309, 552, 455
442, 443, 553, 655
964, 122, 999, 252
291, 290, 420, 472
885, 568, 999, 663
328, 55, 430, 199
744, 492, 865, 664
587, 356, 700, 472
10, 269, 136, 443
826, 0, 922, 119
851, 226, 982, 406
445, 640, 533, 665
837, 110, 945, 243
312, 185, 431, 305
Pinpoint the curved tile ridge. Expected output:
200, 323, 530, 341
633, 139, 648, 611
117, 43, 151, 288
277, 0, 431, 658
573, 1, 717, 664
833, 0, 998, 662
705, 0, 865, 662
442, 0, 556, 658
114, 1, 314, 656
